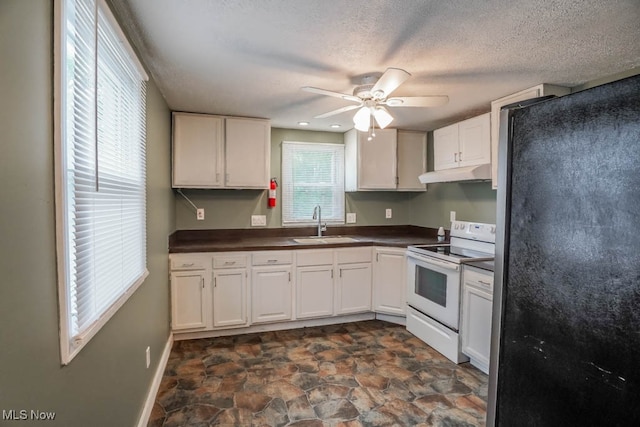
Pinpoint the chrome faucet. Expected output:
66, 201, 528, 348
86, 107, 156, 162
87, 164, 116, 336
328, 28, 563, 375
312, 205, 327, 237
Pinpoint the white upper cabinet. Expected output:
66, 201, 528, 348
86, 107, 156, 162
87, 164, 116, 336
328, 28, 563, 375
345, 128, 397, 191
172, 113, 224, 188
345, 128, 427, 191
396, 130, 427, 191
172, 112, 271, 189
490, 84, 570, 189
433, 113, 490, 171
225, 117, 271, 188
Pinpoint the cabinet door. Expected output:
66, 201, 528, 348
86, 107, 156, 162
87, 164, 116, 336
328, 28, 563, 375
461, 284, 493, 373
225, 118, 270, 188
357, 129, 397, 189
172, 113, 224, 188
296, 265, 334, 319
458, 113, 491, 167
433, 123, 459, 170
212, 268, 248, 328
373, 249, 406, 316
336, 263, 372, 314
396, 131, 427, 191
251, 266, 292, 324
170, 271, 207, 330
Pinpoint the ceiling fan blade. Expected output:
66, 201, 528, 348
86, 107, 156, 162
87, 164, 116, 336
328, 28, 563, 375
385, 96, 449, 107
301, 86, 361, 103
314, 104, 361, 119
371, 68, 411, 98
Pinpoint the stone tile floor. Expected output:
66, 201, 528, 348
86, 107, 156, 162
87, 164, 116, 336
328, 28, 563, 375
149, 320, 487, 426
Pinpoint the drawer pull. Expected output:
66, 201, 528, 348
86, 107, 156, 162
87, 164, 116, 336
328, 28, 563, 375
267, 259, 277, 263
181, 262, 194, 267
478, 280, 492, 286
224, 261, 236, 266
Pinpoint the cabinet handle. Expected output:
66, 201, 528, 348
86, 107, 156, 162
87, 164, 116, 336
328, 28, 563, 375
202, 277, 204, 288
454, 152, 458, 162
376, 253, 379, 262
331, 269, 334, 278
339, 268, 342, 278
267, 259, 277, 263
478, 280, 492, 286
224, 261, 236, 266
214, 277, 216, 287
182, 262, 194, 267
459, 151, 463, 161
288, 272, 291, 282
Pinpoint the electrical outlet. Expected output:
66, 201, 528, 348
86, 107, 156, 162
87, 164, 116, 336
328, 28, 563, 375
145, 346, 150, 369
385, 208, 392, 219
450, 211, 456, 222
251, 215, 267, 226
196, 208, 205, 221
346, 213, 356, 224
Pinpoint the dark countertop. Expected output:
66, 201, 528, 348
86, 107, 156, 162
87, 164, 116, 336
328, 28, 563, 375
464, 259, 495, 273
169, 225, 447, 253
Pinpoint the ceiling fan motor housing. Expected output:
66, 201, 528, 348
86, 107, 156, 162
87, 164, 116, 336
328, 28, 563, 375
353, 83, 375, 100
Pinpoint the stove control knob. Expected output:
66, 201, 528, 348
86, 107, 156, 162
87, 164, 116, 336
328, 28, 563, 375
460, 224, 465, 230
490, 226, 496, 233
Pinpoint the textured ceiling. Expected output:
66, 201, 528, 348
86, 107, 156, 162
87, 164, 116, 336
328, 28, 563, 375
110, 0, 640, 132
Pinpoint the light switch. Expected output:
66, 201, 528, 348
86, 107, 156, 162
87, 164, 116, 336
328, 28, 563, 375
385, 208, 392, 219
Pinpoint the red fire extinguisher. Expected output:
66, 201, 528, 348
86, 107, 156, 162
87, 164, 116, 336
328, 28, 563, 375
268, 178, 277, 208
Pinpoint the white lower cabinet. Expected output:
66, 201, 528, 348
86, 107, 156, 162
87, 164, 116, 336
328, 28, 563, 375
296, 249, 335, 319
251, 266, 293, 323
373, 248, 406, 316
170, 246, 401, 336
170, 270, 207, 330
212, 266, 249, 328
461, 265, 494, 374
335, 248, 373, 315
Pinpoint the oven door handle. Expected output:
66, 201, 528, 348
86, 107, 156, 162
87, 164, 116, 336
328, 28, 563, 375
408, 253, 460, 271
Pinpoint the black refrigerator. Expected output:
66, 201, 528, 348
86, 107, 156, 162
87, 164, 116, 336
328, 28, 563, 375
487, 74, 640, 426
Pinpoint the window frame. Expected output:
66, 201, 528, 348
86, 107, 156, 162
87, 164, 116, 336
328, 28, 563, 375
281, 141, 345, 227
54, 0, 149, 365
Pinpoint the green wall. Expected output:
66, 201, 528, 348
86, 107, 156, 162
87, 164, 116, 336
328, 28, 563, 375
0, 1, 173, 426
175, 128, 418, 229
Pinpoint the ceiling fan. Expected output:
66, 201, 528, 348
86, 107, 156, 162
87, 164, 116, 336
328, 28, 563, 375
302, 68, 448, 138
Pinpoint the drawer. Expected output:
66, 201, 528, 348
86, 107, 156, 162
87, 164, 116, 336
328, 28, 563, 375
213, 254, 247, 269
335, 247, 372, 264
463, 266, 494, 292
296, 249, 334, 266
170, 255, 207, 270
252, 251, 293, 266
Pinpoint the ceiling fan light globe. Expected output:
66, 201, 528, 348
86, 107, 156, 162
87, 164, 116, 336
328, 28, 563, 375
373, 107, 394, 129
353, 106, 371, 131
386, 98, 404, 106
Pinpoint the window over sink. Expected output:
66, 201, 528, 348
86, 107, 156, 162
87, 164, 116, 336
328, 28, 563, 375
281, 141, 345, 226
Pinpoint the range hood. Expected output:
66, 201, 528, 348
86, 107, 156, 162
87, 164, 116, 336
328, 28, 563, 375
418, 163, 491, 184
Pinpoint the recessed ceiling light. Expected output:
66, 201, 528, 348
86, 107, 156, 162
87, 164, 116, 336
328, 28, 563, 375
330, 124, 341, 128
298, 121, 310, 126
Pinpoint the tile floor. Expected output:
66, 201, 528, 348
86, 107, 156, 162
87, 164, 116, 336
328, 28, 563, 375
149, 320, 488, 426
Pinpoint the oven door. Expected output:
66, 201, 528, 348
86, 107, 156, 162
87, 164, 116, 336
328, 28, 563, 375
406, 251, 461, 330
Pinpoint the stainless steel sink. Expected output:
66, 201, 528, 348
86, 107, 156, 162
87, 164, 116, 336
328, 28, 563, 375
293, 236, 358, 244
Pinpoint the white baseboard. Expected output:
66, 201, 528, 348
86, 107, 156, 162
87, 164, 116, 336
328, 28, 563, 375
136, 333, 173, 427
173, 312, 376, 341
375, 312, 407, 326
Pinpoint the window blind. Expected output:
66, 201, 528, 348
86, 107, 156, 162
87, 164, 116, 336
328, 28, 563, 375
281, 142, 345, 225
57, 0, 148, 363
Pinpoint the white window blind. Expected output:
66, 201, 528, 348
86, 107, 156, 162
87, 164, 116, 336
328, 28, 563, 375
56, 0, 148, 364
281, 142, 345, 225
